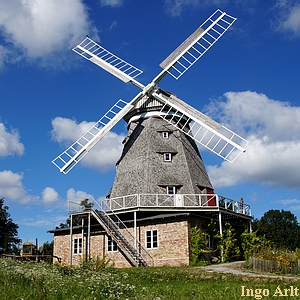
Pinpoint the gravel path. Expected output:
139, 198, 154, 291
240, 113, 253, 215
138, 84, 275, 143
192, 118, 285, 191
201, 261, 300, 281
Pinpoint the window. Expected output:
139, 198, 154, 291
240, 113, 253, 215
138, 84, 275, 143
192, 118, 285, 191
162, 132, 169, 139
107, 235, 118, 252
146, 229, 158, 249
167, 186, 176, 194
163, 153, 172, 161
73, 238, 82, 254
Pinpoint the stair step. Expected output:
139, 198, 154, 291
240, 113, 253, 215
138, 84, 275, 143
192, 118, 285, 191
92, 209, 149, 267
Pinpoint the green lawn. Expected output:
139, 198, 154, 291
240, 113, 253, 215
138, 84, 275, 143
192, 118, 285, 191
0, 257, 299, 299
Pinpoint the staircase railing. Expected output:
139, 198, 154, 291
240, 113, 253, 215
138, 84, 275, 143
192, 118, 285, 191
71, 198, 153, 267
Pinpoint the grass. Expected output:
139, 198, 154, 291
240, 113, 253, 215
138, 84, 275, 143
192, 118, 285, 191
0, 257, 299, 300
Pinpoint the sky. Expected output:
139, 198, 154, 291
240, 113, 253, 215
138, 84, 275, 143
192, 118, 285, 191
1, 0, 300, 246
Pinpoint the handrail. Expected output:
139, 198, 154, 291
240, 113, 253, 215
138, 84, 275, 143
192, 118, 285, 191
69, 198, 153, 266
98, 194, 251, 217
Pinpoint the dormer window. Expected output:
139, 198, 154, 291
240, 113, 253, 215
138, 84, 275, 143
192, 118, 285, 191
167, 186, 176, 194
162, 132, 169, 139
163, 153, 172, 161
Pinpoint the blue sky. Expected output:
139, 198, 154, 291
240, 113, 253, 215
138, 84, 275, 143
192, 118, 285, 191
1, 0, 300, 246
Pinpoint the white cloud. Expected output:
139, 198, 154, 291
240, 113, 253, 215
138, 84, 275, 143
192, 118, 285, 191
20, 214, 67, 229
280, 198, 300, 211
0, 0, 98, 67
0, 170, 61, 205
204, 91, 300, 190
51, 116, 125, 172
275, 2, 300, 36
100, 0, 123, 7
0, 170, 32, 203
42, 187, 60, 205
281, 4, 300, 35
66, 188, 94, 201
0, 123, 25, 157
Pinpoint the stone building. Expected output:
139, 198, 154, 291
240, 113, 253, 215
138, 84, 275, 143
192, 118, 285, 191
49, 91, 251, 267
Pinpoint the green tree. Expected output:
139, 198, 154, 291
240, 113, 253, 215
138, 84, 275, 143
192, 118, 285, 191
253, 209, 300, 250
240, 230, 271, 259
216, 223, 240, 262
0, 198, 21, 254
41, 241, 53, 255
190, 225, 206, 265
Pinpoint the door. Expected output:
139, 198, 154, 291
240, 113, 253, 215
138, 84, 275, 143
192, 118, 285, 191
175, 194, 183, 207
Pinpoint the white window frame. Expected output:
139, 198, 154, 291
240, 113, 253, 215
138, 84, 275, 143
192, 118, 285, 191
145, 229, 158, 249
163, 153, 172, 162
167, 186, 176, 194
73, 237, 82, 255
162, 132, 169, 139
107, 235, 118, 252
205, 234, 213, 249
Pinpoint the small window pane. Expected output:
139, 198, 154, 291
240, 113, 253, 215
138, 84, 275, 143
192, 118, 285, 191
162, 132, 169, 138
107, 235, 118, 252
152, 230, 158, 248
146, 230, 158, 249
164, 153, 171, 161
167, 186, 175, 194
73, 238, 82, 254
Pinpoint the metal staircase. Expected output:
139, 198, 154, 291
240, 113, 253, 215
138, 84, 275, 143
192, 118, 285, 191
91, 209, 152, 267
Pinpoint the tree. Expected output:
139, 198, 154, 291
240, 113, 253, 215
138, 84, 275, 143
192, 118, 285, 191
253, 209, 300, 250
41, 241, 53, 255
240, 230, 271, 259
0, 198, 21, 254
190, 225, 206, 265
215, 222, 240, 262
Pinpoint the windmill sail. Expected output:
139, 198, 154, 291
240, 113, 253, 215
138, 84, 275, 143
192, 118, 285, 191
152, 90, 248, 163
73, 37, 144, 89
159, 9, 236, 79
53, 9, 247, 174
52, 99, 135, 174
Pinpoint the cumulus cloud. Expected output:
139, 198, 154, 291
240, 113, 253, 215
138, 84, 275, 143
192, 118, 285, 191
0, 123, 24, 157
0, 0, 98, 67
66, 188, 94, 201
0, 170, 32, 203
0, 170, 62, 205
51, 116, 125, 172
204, 91, 300, 190
41, 187, 60, 205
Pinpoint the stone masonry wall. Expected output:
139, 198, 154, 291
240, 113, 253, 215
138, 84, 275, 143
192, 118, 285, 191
52, 218, 190, 267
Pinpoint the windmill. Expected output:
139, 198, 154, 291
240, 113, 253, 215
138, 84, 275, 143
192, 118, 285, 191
50, 9, 251, 268
52, 9, 248, 180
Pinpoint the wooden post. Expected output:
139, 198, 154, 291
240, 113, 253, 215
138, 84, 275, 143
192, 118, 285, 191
70, 214, 73, 266
218, 211, 224, 262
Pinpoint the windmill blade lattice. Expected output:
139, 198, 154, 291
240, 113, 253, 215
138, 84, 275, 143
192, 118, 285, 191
152, 90, 248, 163
52, 99, 133, 174
159, 9, 236, 79
52, 9, 247, 174
73, 37, 144, 89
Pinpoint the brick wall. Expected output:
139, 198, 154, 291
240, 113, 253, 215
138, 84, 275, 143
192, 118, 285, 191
52, 217, 190, 267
